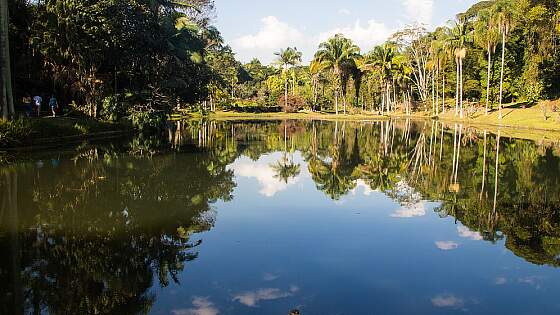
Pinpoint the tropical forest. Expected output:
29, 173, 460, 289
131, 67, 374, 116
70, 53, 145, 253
2, 1, 560, 315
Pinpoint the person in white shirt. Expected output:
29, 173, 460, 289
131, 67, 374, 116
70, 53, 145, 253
33, 95, 42, 117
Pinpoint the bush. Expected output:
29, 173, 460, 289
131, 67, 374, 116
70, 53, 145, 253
0, 119, 33, 147
100, 95, 129, 122
278, 95, 305, 113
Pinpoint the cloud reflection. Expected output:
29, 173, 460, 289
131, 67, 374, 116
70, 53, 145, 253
431, 294, 464, 308
351, 179, 376, 196
232, 161, 300, 197
391, 202, 426, 218
457, 226, 483, 241
233, 286, 299, 307
172, 297, 219, 315
435, 241, 459, 251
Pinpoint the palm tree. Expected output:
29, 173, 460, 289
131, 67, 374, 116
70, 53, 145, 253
275, 47, 302, 109
1, 0, 14, 120
359, 43, 394, 115
475, 8, 500, 116
450, 20, 470, 119
309, 59, 323, 110
315, 34, 360, 115
434, 30, 452, 115
494, 0, 516, 119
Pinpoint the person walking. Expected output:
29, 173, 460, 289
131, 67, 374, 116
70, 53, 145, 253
23, 95, 32, 117
33, 95, 42, 117
49, 95, 58, 117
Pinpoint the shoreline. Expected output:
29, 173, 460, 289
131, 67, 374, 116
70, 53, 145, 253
186, 109, 560, 143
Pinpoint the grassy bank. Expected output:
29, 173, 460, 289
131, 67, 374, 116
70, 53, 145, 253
0, 116, 130, 149
180, 110, 388, 121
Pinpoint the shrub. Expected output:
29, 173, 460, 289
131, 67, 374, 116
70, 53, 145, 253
0, 119, 33, 147
278, 95, 305, 113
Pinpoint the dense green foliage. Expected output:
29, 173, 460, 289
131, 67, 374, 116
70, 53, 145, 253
210, 0, 560, 116
1, 0, 560, 128
3, 0, 237, 127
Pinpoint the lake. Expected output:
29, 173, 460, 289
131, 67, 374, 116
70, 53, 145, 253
1, 119, 560, 315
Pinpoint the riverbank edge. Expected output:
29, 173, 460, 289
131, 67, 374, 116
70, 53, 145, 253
184, 110, 560, 143
0, 117, 134, 151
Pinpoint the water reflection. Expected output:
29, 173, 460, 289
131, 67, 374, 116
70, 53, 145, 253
2, 119, 560, 314
0, 143, 235, 314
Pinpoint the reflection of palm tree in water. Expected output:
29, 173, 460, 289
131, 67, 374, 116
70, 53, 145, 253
272, 121, 301, 184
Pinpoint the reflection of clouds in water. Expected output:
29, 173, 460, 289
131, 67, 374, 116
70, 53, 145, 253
351, 179, 376, 196
431, 294, 464, 308
389, 181, 425, 218
263, 272, 279, 281
172, 297, 219, 315
518, 276, 543, 289
391, 202, 426, 218
231, 156, 301, 197
457, 226, 483, 241
494, 277, 507, 285
435, 241, 459, 251
233, 286, 299, 307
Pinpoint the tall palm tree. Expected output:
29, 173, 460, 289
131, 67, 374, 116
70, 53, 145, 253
359, 43, 394, 115
435, 31, 451, 115
474, 8, 500, 116
1, 0, 14, 120
494, 0, 516, 120
309, 59, 324, 110
315, 34, 360, 115
450, 20, 470, 119
274, 47, 302, 109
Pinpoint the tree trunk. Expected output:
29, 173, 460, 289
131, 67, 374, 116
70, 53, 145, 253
431, 69, 435, 115
499, 32, 506, 120
284, 78, 288, 110
343, 91, 347, 115
436, 66, 439, 116
485, 43, 492, 116
442, 73, 446, 114
1, 0, 15, 119
455, 60, 459, 116
335, 89, 339, 115
459, 58, 464, 119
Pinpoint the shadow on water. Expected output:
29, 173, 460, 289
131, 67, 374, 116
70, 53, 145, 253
2, 118, 560, 314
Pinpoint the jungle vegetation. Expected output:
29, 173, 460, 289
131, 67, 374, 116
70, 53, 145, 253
1, 0, 560, 128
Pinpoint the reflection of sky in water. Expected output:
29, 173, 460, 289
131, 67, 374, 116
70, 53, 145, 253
149, 150, 560, 315
228, 152, 307, 197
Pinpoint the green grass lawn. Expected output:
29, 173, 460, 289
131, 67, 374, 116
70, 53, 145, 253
194, 110, 388, 121
0, 115, 129, 148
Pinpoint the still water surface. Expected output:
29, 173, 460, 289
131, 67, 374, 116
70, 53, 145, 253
2, 119, 560, 315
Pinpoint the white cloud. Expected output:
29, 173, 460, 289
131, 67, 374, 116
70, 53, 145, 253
402, 0, 434, 25
233, 286, 299, 307
172, 297, 219, 315
317, 19, 393, 52
338, 8, 351, 15
457, 226, 483, 241
435, 241, 459, 251
232, 16, 306, 63
232, 161, 300, 197
231, 16, 394, 64
431, 294, 464, 308
351, 179, 376, 196
234, 16, 304, 50
391, 202, 426, 218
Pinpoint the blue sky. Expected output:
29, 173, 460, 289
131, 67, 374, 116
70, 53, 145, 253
213, 0, 480, 64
